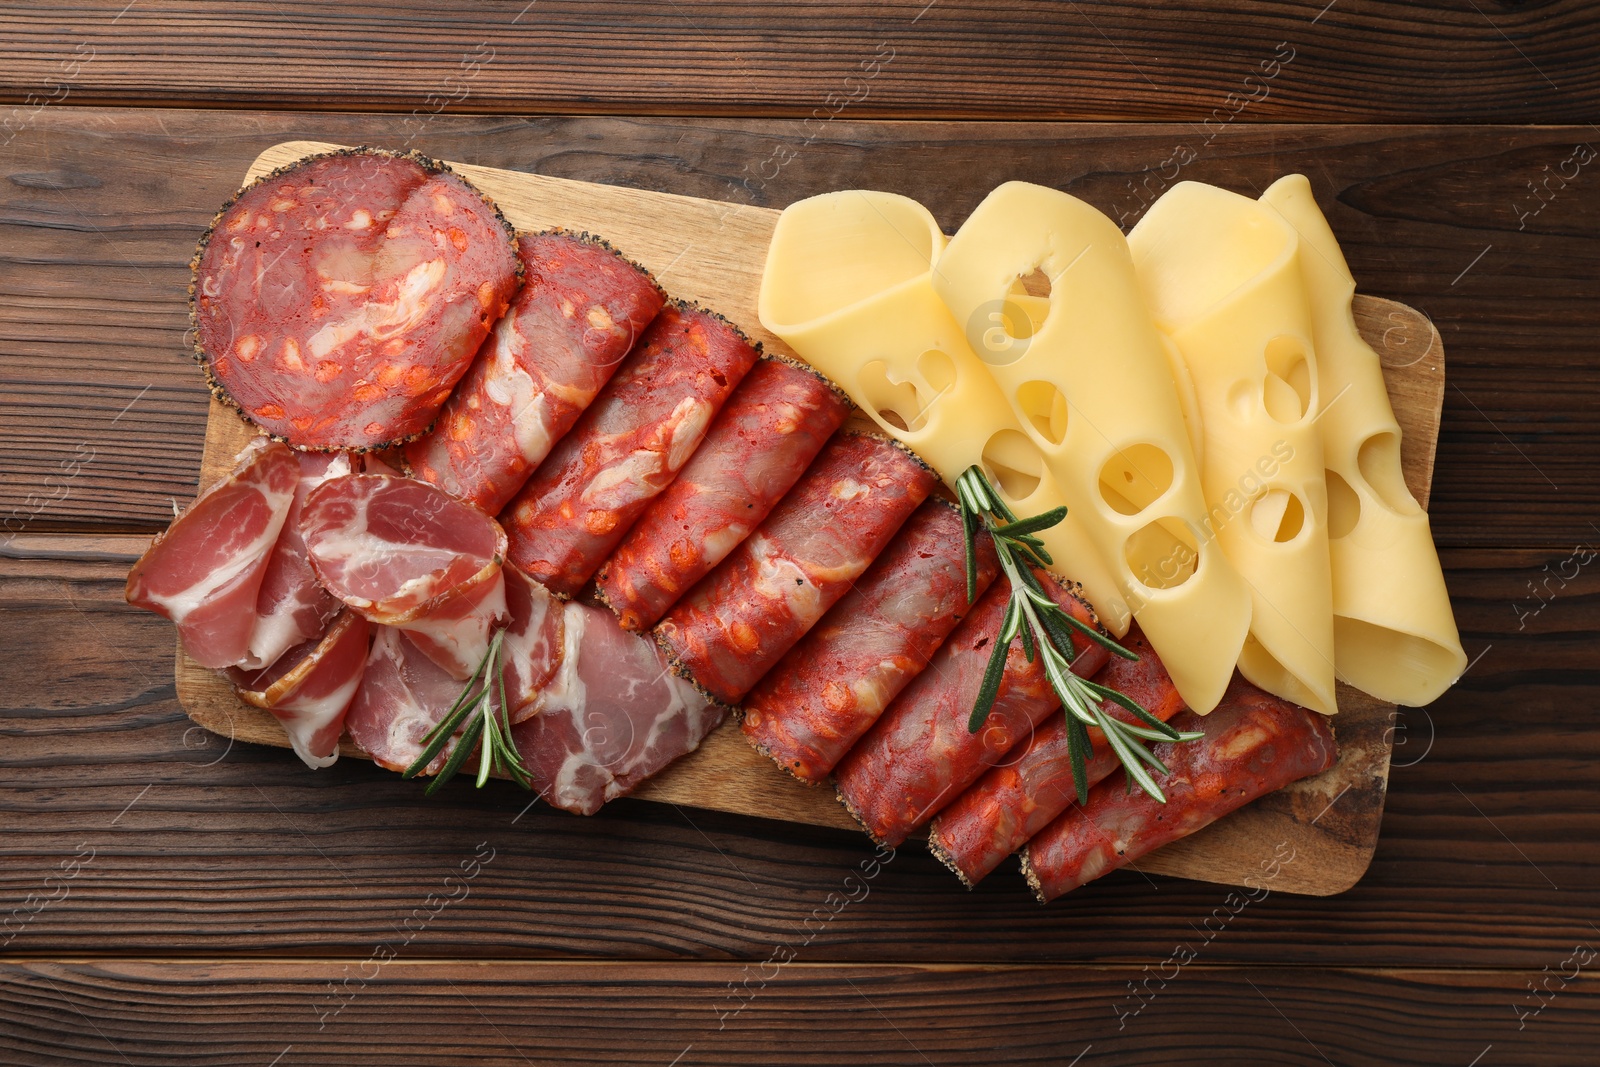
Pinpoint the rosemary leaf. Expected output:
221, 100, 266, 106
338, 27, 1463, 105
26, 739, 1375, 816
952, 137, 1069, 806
991, 507, 1068, 540
968, 631, 1011, 732
1080, 678, 1184, 739
1066, 715, 1092, 805
962, 504, 980, 605
426, 714, 485, 797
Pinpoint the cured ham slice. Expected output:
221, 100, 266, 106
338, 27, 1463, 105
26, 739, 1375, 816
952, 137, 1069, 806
192, 148, 521, 451
501, 302, 759, 596
404, 231, 666, 513
740, 500, 999, 784
595, 356, 851, 631
344, 625, 467, 774
1020, 676, 1338, 902
300, 472, 508, 678
832, 569, 1110, 848
126, 436, 299, 669
228, 610, 371, 769
500, 566, 565, 724
344, 568, 564, 774
926, 624, 1186, 886
512, 600, 725, 816
241, 451, 351, 671
654, 431, 937, 706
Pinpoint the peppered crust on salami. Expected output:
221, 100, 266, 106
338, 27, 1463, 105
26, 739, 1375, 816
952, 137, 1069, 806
191, 147, 522, 452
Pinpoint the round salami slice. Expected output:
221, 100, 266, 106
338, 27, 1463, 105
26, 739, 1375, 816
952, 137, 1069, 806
595, 355, 851, 631
192, 147, 521, 450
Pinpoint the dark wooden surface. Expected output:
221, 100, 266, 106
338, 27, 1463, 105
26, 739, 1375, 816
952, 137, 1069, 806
3, 1, 1598, 122
3, 3, 1598, 1061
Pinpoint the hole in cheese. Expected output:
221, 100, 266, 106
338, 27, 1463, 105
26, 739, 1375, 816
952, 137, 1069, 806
1326, 469, 1361, 538
858, 351, 956, 437
1124, 516, 1199, 591
1248, 488, 1306, 543
1015, 380, 1069, 446
1262, 335, 1312, 423
1356, 431, 1422, 516
1011, 267, 1053, 300
1098, 443, 1174, 517
982, 428, 1044, 502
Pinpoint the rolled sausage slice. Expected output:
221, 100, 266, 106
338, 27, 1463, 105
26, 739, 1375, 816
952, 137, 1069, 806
125, 437, 299, 669
595, 355, 851, 631
654, 431, 938, 706
926, 623, 1185, 886
404, 232, 666, 513
228, 610, 371, 769
300, 473, 508, 679
501, 302, 759, 596
1020, 676, 1338, 902
832, 568, 1110, 848
193, 148, 521, 451
740, 500, 999, 784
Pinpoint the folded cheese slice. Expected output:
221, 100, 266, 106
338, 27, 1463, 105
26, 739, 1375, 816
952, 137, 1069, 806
758, 190, 1131, 633
932, 181, 1252, 713
1261, 174, 1466, 706
1129, 181, 1337, 715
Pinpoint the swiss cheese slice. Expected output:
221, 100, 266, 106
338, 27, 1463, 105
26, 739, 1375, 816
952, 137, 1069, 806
757, 190, 1131, 632
1261, 174, 1466, 706
932, 181, 1252, 714
1128, 181, 1338, 716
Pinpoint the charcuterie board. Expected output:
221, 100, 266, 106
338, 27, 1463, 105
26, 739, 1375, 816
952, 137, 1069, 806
177, 140, 1448, 897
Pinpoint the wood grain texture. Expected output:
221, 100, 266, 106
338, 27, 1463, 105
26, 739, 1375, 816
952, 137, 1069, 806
1, 2, 1597, 122
3, 960, 1597, 1066
166, 140, 1440, 897
3, 539, 1596, 966
1, 111, 1591, 546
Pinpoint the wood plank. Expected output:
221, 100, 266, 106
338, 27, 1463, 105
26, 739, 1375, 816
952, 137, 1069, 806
2, 111, 1592, 546
1, 960, 1595, 1065
1, 2, 1596, 122
2, 543, 1596, 964
169, 139, 1438, 897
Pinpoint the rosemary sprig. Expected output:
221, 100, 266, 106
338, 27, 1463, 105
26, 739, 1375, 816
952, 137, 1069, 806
402, 629, 534, 795
956, 465, 1201, 804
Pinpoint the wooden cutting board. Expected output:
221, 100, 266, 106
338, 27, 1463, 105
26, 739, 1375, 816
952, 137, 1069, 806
176, 140, 1448, 897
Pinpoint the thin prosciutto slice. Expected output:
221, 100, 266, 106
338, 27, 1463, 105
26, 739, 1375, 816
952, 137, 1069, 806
301, 472, 508, 678
343, 568, 564, 773
126, 436, 299, 668
344, 625, 467, 774
241, 452, 351, 671
513, 601, 725, 816
228, 610, 371, 769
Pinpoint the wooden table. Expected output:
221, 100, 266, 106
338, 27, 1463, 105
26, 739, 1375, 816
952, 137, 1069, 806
2, 4, 1596, 1064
